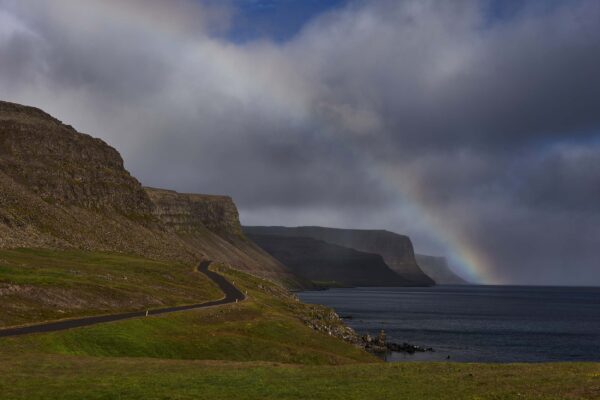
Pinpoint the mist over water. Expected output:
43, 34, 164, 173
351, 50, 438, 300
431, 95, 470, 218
299, 285, 600, 363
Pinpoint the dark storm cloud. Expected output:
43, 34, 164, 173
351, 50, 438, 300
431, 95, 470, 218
137, 112, 396, 209
0, 0, 599, 284
295, 0, 600, 152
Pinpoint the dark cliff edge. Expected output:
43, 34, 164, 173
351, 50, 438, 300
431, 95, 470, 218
415, 254, 469, 285
0, 100, 303, 288
144, 188, 307, 288
244, 226, 435, 286
144, 188, 242, 236
248, 234, 413, 287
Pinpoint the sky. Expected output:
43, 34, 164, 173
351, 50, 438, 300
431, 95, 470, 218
0, 0, 599, 285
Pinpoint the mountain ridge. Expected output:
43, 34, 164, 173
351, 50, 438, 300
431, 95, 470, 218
0, 100, 302, 287
244, 226, 435, 286
248, 233, 414, 287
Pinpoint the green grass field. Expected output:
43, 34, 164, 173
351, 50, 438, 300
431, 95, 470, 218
0, 256, 376, 365
0, 248, 222, 327
0, 354, 597, 400
0, 249, 598, 399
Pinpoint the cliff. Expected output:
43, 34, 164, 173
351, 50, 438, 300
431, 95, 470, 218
0, 101, 200, 262
244, 226, 435, 286
145, 188, 305, 287
0, 101, 152, 215
415, 254, 469, 285
0, 100, 301, 287
145, 188, 242, 236
248, 234, 413, 287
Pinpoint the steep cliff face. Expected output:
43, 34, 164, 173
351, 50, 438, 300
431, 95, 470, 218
145, 188, 305, 287
0, 100, 304, 288
244, 226, 435, 286
0, 101, 152, 215
145, 188, 242, 236
248, 234, 413, 287
415, 254, 469, 285
0, 101, 199, 263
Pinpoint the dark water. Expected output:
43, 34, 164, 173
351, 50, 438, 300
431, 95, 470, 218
298, 285, 600, 363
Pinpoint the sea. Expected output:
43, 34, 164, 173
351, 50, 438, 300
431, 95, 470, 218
298, 285, 600, 363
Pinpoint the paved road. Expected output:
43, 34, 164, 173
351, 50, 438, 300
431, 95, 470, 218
0, 261, 245, 338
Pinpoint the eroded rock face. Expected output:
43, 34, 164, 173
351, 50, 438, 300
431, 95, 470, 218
145, 187, 307, 288
145, 188, 242, 236
0, 101, 199, 263
0, 101, 153, 216
244, 226, 435, 286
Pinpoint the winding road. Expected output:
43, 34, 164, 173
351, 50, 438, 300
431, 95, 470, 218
0, 261, 245, 338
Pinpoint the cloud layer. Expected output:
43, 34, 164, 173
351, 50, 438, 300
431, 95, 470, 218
1, 0, 599, 284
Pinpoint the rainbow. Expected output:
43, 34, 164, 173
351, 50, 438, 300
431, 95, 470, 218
379, 169, 495, 284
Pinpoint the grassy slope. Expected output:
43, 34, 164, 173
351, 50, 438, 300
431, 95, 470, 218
0, 249, 222, 327
0, 250, 598, 399
0, 253, 375, 365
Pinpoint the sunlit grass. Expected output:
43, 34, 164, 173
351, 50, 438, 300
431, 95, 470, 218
0, 248, 221, 327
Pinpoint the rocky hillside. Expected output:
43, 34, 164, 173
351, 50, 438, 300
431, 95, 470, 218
145, 188, 305, 287
0, 101, 200, 262
248, 234, 413, 287
244, 226, 435, 286
145, 188, 242, 236
0, 100, 302, 287
0, 102, 152, 215
415, 254, 469, 285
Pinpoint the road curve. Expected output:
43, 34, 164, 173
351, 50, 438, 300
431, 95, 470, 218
0, 261, 245, 338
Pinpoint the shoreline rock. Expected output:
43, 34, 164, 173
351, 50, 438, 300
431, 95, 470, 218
299, 306, 434, 356
362, 330, 434, 354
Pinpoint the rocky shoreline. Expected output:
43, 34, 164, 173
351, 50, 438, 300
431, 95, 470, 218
361, 330, 434, 354
298, 303, 433, 357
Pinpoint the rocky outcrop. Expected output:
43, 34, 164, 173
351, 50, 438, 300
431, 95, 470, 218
248, 234, 413, 286
297, 305, 435, 355
145, 188, 306, 288
298, 304, 360, 343
0, 101, 152, 216
244, 226, 435, 286
415, 254, 469, 285
145, 188, 242, 236
361, 331, 434, 354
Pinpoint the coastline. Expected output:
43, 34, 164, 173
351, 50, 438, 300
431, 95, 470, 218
298, 285, 600, 363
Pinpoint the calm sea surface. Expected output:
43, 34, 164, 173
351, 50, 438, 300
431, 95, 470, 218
298, 285, 600, 362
